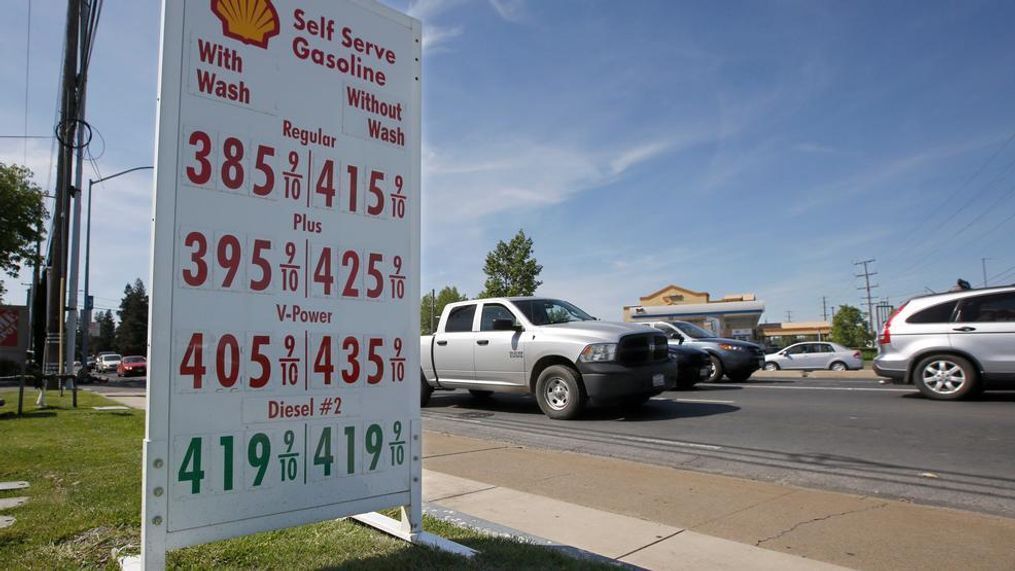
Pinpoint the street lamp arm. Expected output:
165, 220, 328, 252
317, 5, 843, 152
81, 164, 154, 363
90, 165, 154, 186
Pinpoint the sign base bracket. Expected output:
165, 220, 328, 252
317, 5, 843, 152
350, 511, 477, 558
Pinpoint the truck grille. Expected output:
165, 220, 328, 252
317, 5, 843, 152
616, 333, 669, 365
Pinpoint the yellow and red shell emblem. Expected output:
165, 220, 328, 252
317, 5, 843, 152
211, 0, 280, 49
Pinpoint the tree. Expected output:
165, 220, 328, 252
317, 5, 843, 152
830, 304, 871, 348
420, 285, 468, 334
478, 229, 543, 298
115, 279, 149, 356
0, 163, 47, 302
94, 310, 116, 354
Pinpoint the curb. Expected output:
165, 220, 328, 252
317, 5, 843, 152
424, 503, 638, 569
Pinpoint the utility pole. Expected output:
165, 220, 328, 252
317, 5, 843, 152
785, 310, 793, 323
43, 0, 81, 395
982, 258, 990, 287
854, 259, 878, 339
822, 296, 828, 321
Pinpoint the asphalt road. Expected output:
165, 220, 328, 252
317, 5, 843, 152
82, 372, 1015, 518
421, 376, 1015, 519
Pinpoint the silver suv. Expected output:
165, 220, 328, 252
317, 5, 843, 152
874, 286, 1015, 400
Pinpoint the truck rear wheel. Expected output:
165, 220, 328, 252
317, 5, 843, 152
535, 365, 585, 420
421, 372, 433, 407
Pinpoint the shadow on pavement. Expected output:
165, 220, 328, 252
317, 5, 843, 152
425, 391, 740, 422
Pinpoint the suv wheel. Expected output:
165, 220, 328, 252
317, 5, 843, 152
913, 355, 978, 400
535, 365, 585, 420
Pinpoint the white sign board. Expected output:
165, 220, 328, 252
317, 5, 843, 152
143, 0, 420, 565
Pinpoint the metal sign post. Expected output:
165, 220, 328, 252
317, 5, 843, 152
132, 1, 467, 567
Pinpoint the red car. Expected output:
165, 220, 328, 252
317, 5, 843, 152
117, 355, 147, 378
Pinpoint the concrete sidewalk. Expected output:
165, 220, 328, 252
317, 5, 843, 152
752, 369, 881, 380
93, 389, 1014, 570
423, 432, 1015, 571
423, 469, 845, 570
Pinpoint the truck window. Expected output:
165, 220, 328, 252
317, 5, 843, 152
480, 304, 516, 331
444, 305, 476, 332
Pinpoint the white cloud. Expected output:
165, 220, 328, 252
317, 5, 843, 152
488, 0, 526, 23
408, 0, 466, 53
420, 24, 463, 53
422, 137, 673, 225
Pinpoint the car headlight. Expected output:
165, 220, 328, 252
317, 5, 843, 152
579, 343, 617, 362
718, 343, 745, 351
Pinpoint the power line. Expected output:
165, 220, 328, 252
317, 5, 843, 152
888, 131, 1015, 268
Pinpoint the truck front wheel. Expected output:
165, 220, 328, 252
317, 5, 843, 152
535, 365, 586, 420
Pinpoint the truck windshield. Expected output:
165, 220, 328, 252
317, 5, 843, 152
674, 321, 715, 339
510, 299, 595, 325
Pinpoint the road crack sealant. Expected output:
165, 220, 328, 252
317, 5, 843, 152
753, 502, 889, 546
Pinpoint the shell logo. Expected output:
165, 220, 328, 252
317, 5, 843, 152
211, 0, 280, 50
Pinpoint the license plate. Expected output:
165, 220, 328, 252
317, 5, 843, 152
652, 373, 664, 387
700, 367, 711, 378
757, 358, 765, 368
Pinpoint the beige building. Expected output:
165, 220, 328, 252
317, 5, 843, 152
757, 321, 832, 347
623, 285, 765, 341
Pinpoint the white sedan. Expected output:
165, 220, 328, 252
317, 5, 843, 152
764, 342, 863, 371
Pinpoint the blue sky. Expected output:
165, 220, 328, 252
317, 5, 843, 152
2, 0, 1014, 323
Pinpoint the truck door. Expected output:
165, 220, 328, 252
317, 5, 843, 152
473, 302, 527, 388
433, 304, 478, 383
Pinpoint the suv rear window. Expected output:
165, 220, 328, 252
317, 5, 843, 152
906, 300, 957, 324
444, 305, 476, 332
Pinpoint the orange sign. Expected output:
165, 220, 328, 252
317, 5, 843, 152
211, 0, 280, 49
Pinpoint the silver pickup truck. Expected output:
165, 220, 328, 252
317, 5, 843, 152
420, 297, 675, 419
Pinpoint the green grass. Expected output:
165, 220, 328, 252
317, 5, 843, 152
0, 389, 609, 570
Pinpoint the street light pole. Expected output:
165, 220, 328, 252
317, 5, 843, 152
80, 166, 154, 365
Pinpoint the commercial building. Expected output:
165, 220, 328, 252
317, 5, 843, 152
756, 321, 832, 348
623, 285, 765, 341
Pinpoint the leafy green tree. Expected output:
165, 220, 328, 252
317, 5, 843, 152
830, 304, 871, 348
478, 229, 543, 298
420, 285, 467, 334
0, 163, 47, 302
115, 279, 149, 356
94, 310, 116, 354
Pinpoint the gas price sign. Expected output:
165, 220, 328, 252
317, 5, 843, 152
142, 0, 420, 563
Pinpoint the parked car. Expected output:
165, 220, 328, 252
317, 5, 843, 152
764, 342, 863, 371
874, 285, 1015, 400
117, 355, 147, 378
645, 321, 764, 382
97, 353, 122, 373
421, 297, 675, 419
669, 344, 712, 390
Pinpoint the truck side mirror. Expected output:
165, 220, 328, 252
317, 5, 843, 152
492, 318, 521, 331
